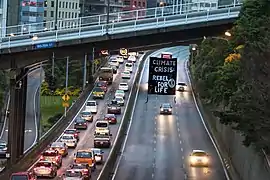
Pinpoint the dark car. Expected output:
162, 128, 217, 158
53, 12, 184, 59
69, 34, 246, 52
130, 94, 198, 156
104, 114, 117, 124
74, 118, 88, 130
0, 140, 7, 158
64, 129, 80, 140
110, 65, 117, 74
107, 100, 121, 114
177, 82, 187, 92
96, 81, 108, 92
160, 103, 172, 115
70, 163, 91, 179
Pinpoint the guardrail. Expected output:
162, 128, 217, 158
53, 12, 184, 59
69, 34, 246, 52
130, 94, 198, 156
0, 58, 107, 179
97, 50, 154, 179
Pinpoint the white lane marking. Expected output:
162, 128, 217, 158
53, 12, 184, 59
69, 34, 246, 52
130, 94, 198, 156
184, 58, 231, 180
153, 148, 156, 152
177, 128, 180, 132
182, 156, 184, 160
184, 174, 187, 179
152, 173, 154, 178
153, 140, 156, 144
180, 140, 182, 144
181, 148, 183, 152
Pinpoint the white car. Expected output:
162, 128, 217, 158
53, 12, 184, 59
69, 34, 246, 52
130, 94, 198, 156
59, 134, 77, 148
128, 55, 137, 63
109, 59, 120, 68
121, 71, 131, 79
119, 82, 129, 91
115, 89, 125, 99
114, 96, 125, 106
128, 52, 138, 57
116, 56, 124, 63
85, 100, 98, 114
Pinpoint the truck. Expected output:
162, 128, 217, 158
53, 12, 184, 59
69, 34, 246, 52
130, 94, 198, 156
98, 67, 113, 85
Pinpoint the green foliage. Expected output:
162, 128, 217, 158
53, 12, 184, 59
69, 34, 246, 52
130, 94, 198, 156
0, 70, 9, 109
192, 0, 270, 153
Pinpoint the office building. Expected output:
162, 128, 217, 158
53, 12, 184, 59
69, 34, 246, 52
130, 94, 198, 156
80, 0, 124, 17
44, 0, 80, 29
0, 0, 8, 36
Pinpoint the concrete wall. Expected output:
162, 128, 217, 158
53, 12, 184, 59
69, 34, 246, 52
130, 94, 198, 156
189, 67, 270, 180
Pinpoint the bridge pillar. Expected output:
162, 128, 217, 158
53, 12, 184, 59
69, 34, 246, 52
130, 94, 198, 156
7, 63, 28, 165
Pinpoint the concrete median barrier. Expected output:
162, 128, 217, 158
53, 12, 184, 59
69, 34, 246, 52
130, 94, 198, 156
97, 50, 155, 180
0, 58, 107, 179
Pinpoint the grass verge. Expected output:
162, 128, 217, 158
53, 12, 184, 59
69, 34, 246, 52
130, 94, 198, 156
40, 96, 78, 133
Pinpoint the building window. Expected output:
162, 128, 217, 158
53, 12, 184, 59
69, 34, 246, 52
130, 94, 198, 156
65, 12, 67, 18
142, 2, 145, 7
72, 2, 75, 9
69, 12, 71, 18
62, 12, 64, 18
66, 2, 68, 8
44, 10, 47, 17
75, 3, 78, 9
134, 1, 137, 6
44, 0, 47, 7
59, 1, 61, 8
138, 1, 141, 6
69, 2, 71, 8
51, 1, 54, 7
51, 11, 54, 17
59, 11, 61, 18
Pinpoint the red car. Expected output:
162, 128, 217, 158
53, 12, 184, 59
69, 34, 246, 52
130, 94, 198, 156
96, 81, 108, 92
104, 114, 117, 124
39, 149, 62, 168
10, 172, 37, 180
64, 129, 80, 140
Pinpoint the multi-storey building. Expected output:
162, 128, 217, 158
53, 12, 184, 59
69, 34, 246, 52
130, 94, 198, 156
0, 0, 8, 36
122, 0, 147, 18
20, 0, 44, 31
44, 0, 80, 29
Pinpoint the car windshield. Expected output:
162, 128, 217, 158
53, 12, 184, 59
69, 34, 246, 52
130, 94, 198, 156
81, 112, 91, 116
62, 135, 73, 140
76, 118, 85, 123
65, 129, 76, 134
66, 171, 82, 177
112, 60, 118, 63
105, 114, 115, 118
115, 97, 123, 101
126, 63, 132, 67
96, 122, 108, 128
97, 82, 106, 87
93, 87, 103, 92
162, 104, 171, 108
86, 101, 96, 106
51, 143, 64, 148
116, 90, 124, 94
123, 71, 129, 74
72, 164, 87, 169
92, 149, 101, 154
76, 152, 92, 158
120, 83, 127, 86
42, 151, 57, 156
0, 144, 6, 149
192, 152, 207, 156
178, 82, 187, 86
11, 175, 29, 180
36, 162, 52, 167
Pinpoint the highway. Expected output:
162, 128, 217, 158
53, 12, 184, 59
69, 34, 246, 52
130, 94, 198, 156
0, 69, 43, 150
30, 54, 142, 180
113, 46, 228, 180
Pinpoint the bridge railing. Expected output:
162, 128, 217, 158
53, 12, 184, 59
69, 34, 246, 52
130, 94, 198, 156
2, 1, 242, 38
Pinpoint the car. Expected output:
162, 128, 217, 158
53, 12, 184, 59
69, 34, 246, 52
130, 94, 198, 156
109, 59, 119, 68
121, 71, 131, 79
39, 149, 62, 167
33, 161, 57, 178
74, 118, 88, 130
96, 81, 108, 92
119, 82, 129, 91
104, 114, 117, 124
64, 129, 80, 140
95, 120, 110, 135
177, 82, 187, 91
128, 55, 137, 63
128, 51, 138, 57
94, 134, 111, 148
63, 169, 84, 180
60, 134, 78, 148
74, 149, 96, 171
115, 89, 125, 99
92, 87, 105, 99
116, 56, 124, 63
110, 65, 117, 74
107, 100, 121, 114
81, 111, 93, 122
91, 148, 104, 164
125, 62, 133, 72
189, 150, 210, 167
70, 163, 91, 179
85, 100, 98, 114
10, 172, 37, 180
0, 140, 7, 158
49, 142, 68, 157
114, 96, 125, 106
160, 103, 172, 114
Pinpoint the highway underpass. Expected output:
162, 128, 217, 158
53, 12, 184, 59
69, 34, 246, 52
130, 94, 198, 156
113, 46, 229, 180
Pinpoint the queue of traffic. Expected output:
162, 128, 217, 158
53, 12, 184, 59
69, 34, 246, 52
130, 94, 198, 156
9, 51, 139, 180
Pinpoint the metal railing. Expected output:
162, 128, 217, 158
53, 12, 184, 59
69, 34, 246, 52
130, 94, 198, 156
0, 3, 241, 50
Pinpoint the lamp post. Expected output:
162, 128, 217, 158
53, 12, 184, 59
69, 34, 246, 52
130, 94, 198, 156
55, 0, 59, 30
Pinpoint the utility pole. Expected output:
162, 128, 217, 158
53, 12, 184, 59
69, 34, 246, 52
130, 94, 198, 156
83, 54, 87, 90
64, 57, 69, 117
92, 47, 95, 75
52, 52, 55, 77
106, 0, 110, 34
37, 65, 42, 142
55, 0, 59, 30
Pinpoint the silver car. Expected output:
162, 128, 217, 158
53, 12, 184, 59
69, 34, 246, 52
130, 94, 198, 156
62, 169, 84, 180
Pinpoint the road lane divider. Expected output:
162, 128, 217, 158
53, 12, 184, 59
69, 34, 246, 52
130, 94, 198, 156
97, 50, 155, 180
0, 58, 107, 179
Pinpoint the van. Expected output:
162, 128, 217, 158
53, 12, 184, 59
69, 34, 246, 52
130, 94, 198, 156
94, 120, 110, 135
74, 149, 96, 171
125, 62, 133, 73
85, 101, 98, 113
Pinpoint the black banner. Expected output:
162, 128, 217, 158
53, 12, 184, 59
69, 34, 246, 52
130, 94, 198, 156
148, 57, 177, 95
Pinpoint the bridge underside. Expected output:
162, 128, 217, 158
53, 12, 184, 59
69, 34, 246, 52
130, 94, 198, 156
0, 18, 236, 69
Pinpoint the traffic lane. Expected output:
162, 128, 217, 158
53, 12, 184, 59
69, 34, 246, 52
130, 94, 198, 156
24, 69, 43, 151
37, 58, 140, 180
173, 49, 227, 180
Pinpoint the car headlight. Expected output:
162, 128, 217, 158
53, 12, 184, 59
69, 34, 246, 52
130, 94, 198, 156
160, 108, 164, 111
190, 156, 197, 163
202, 157, 209, 163
95, 156, 101, 161
168, 108, 172, 111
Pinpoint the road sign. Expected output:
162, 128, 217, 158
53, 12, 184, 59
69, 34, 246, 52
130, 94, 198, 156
94, 59, 100, 65
148, 57, 177, 95
34, 42, 56, 49
120, 48, 128, 56
62, 101, 70, 107
62, 94, 70, 101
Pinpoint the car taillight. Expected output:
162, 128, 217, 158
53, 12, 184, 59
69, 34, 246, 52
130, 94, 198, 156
34, 168, 37, 171
83, 169, 89, 174
56, 156, 61, 160
40, 155, 44, 160
105, 118, 108, 120
61, 148, 65, 151
74, 133, 78, 136
84, 123, 87, 125
112, 118, 115, 120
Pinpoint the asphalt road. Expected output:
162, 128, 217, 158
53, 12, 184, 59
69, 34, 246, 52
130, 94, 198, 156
113, 46, 228, 180
0, 69, 43, 151
31, 55, 142, 180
